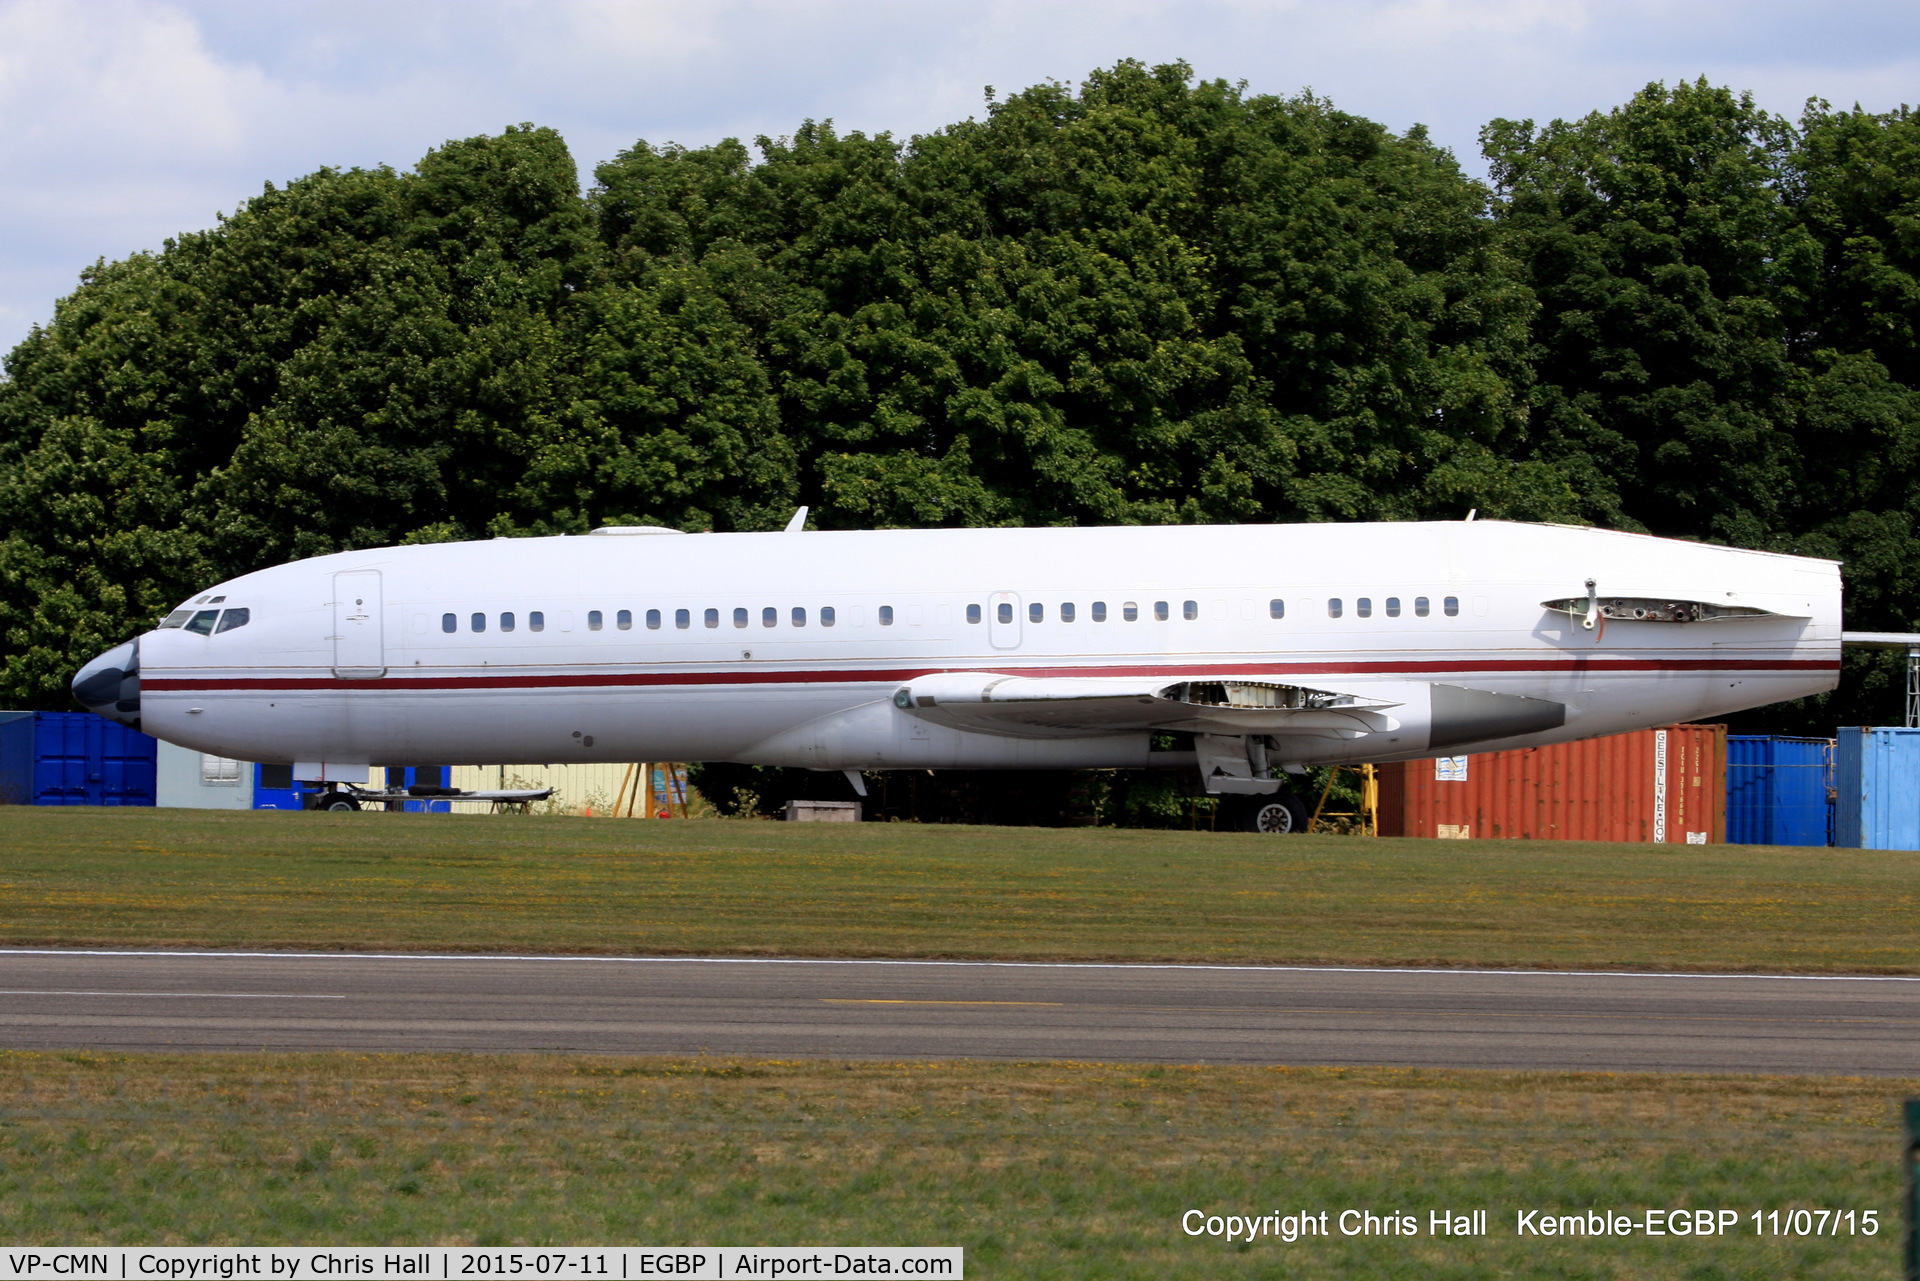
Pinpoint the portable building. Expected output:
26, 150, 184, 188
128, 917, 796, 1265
0, 711, 156, 806
155, 740, 254, 809
1725, 736, 1832, 846
1833, 727, 1920, 850
252, 763, 306, 810
1376, 724, 1724, 843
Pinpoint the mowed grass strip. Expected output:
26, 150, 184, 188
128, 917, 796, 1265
2, 807, 1917, 971
0, 1050, 1905, 1279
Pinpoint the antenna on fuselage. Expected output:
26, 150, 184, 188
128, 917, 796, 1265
784, 506, 809, 533
1464, 509, 1477, 521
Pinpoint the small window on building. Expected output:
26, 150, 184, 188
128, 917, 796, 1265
1029, 602, 1043, 623
821, 606, 836, 627
1385, 598, 1400, 618
792, 607, 807, 627
966, 604, 981, 624
880, 606, 895, 626
734, 607, 749, 628
1123, 601, 1138, 621
500, 612, 515, 632
1414, 597, 1430, 617
1356, 598, 1371, 618
588, 610, 603, 631
201, 754, 241, 785
1182, 600, 1197, 620
1443, 596, 1460, 617
530, 611, 545, 632
1093, 601, 1108, 622
214, 608, 251, 634
1269, 599, 1285, 619
1060, 602, 1075, 623
159, 610, 192, 629
471, 613, 486, 633
675, 608, 690, 629
763, 606, 778, 628
1154, 601, 1169, 621
183, 610, 219, 636
442, 613, 457, 633
1328, 599, 1343, 618
704, 608, 719, 629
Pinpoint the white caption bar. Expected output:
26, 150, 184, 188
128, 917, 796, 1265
0, 1250, 962, 1281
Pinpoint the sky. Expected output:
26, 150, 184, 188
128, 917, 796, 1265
0, 0, 1915, 355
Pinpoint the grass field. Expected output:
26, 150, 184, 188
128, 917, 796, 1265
0, 1050, 1905, 1278
1, 807, 1917, 971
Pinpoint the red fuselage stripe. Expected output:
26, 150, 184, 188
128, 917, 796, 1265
142, 656, 1840, 694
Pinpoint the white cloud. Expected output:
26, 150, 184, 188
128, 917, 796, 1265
1, 0, 1915, 355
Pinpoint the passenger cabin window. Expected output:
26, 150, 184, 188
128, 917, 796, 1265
442, 613, 457, 633
500, 612, 515, 632
1415, 597, 1430, 617
1182, 600, 1197, 620
184, 610, 219, 636
1328, 599, 1343, 618
792, 607, 807, 627
675, 608, 690, 629
1270, 599, 1285, 619
1154, 601, 1169, 621
1061, 602, 1075, 623
1029, 603, 1043, 623
1123, 602, 1138, 621
1385, 598, 1400, 618
997, 602, 1013, 624
763, 607, 778, 628
1093, 601, 1107, 622
734, 608, 748, 628
966, 604, 981, 624
705, 608, 719, 628
1356, 598, 1371, 618
588, 610, 603, 631
159, 610, 192, 629
214, 608, 250, 634
530, 611, 545, 632
880, 606, 895, 626
821, 606, 835, 627
471, 613, 486, 633
1443, 596, 1459, 617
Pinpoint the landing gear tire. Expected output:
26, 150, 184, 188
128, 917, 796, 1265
1232, 792, 1308, 834
321, 792, 361, 812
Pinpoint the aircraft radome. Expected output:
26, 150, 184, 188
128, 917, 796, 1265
73, 515, 1850, 832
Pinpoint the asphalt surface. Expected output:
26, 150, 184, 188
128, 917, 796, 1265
1, 949, 1915, 1074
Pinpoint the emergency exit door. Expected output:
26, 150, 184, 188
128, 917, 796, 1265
333, 570, 385, 677
988, 591, 1022, 650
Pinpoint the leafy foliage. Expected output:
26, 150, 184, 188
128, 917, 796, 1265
2, 65, 1918, 739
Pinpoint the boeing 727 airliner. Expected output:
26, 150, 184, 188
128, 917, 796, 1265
72, 517, 1844, 831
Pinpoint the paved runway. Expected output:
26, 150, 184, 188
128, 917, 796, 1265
1, 949, 1915, 1074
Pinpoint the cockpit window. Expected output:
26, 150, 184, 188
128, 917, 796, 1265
213, 608, 250, 634
184, 610, 220, 636
158, 610, 192, 629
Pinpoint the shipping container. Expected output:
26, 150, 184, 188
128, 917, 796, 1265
1377, 724, 1725, 843
1725, 736, 1832, 846
1833, 727, 1920, 850
0, 711, 156, 806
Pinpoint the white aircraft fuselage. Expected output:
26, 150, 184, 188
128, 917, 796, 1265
72, 521, 1841, 791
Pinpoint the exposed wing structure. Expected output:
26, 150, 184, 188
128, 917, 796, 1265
893, 672, 1402, 741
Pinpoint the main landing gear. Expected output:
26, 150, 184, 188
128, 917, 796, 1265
1220, 792, 1309, 834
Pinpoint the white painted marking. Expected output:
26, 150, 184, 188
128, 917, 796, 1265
0, 949, 1914, 983
0, 989, 345, 999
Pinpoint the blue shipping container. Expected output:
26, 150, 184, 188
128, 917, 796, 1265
1725, 735, 1833, 846
1833, 727, 1920, 850
0, 711, 156, 806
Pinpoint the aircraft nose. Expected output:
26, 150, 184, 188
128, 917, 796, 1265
72, 638, 140, 728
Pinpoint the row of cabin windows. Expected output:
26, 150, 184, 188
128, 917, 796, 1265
438, 595, 1463, 635
1326, 596, 1459, 619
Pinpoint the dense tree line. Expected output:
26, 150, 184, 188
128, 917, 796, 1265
2, 62, 1917, 737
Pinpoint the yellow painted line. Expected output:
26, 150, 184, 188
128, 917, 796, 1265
822, 999, 1064, 1007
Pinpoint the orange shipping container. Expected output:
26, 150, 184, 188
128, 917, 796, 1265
1376, 724, 1726, 843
